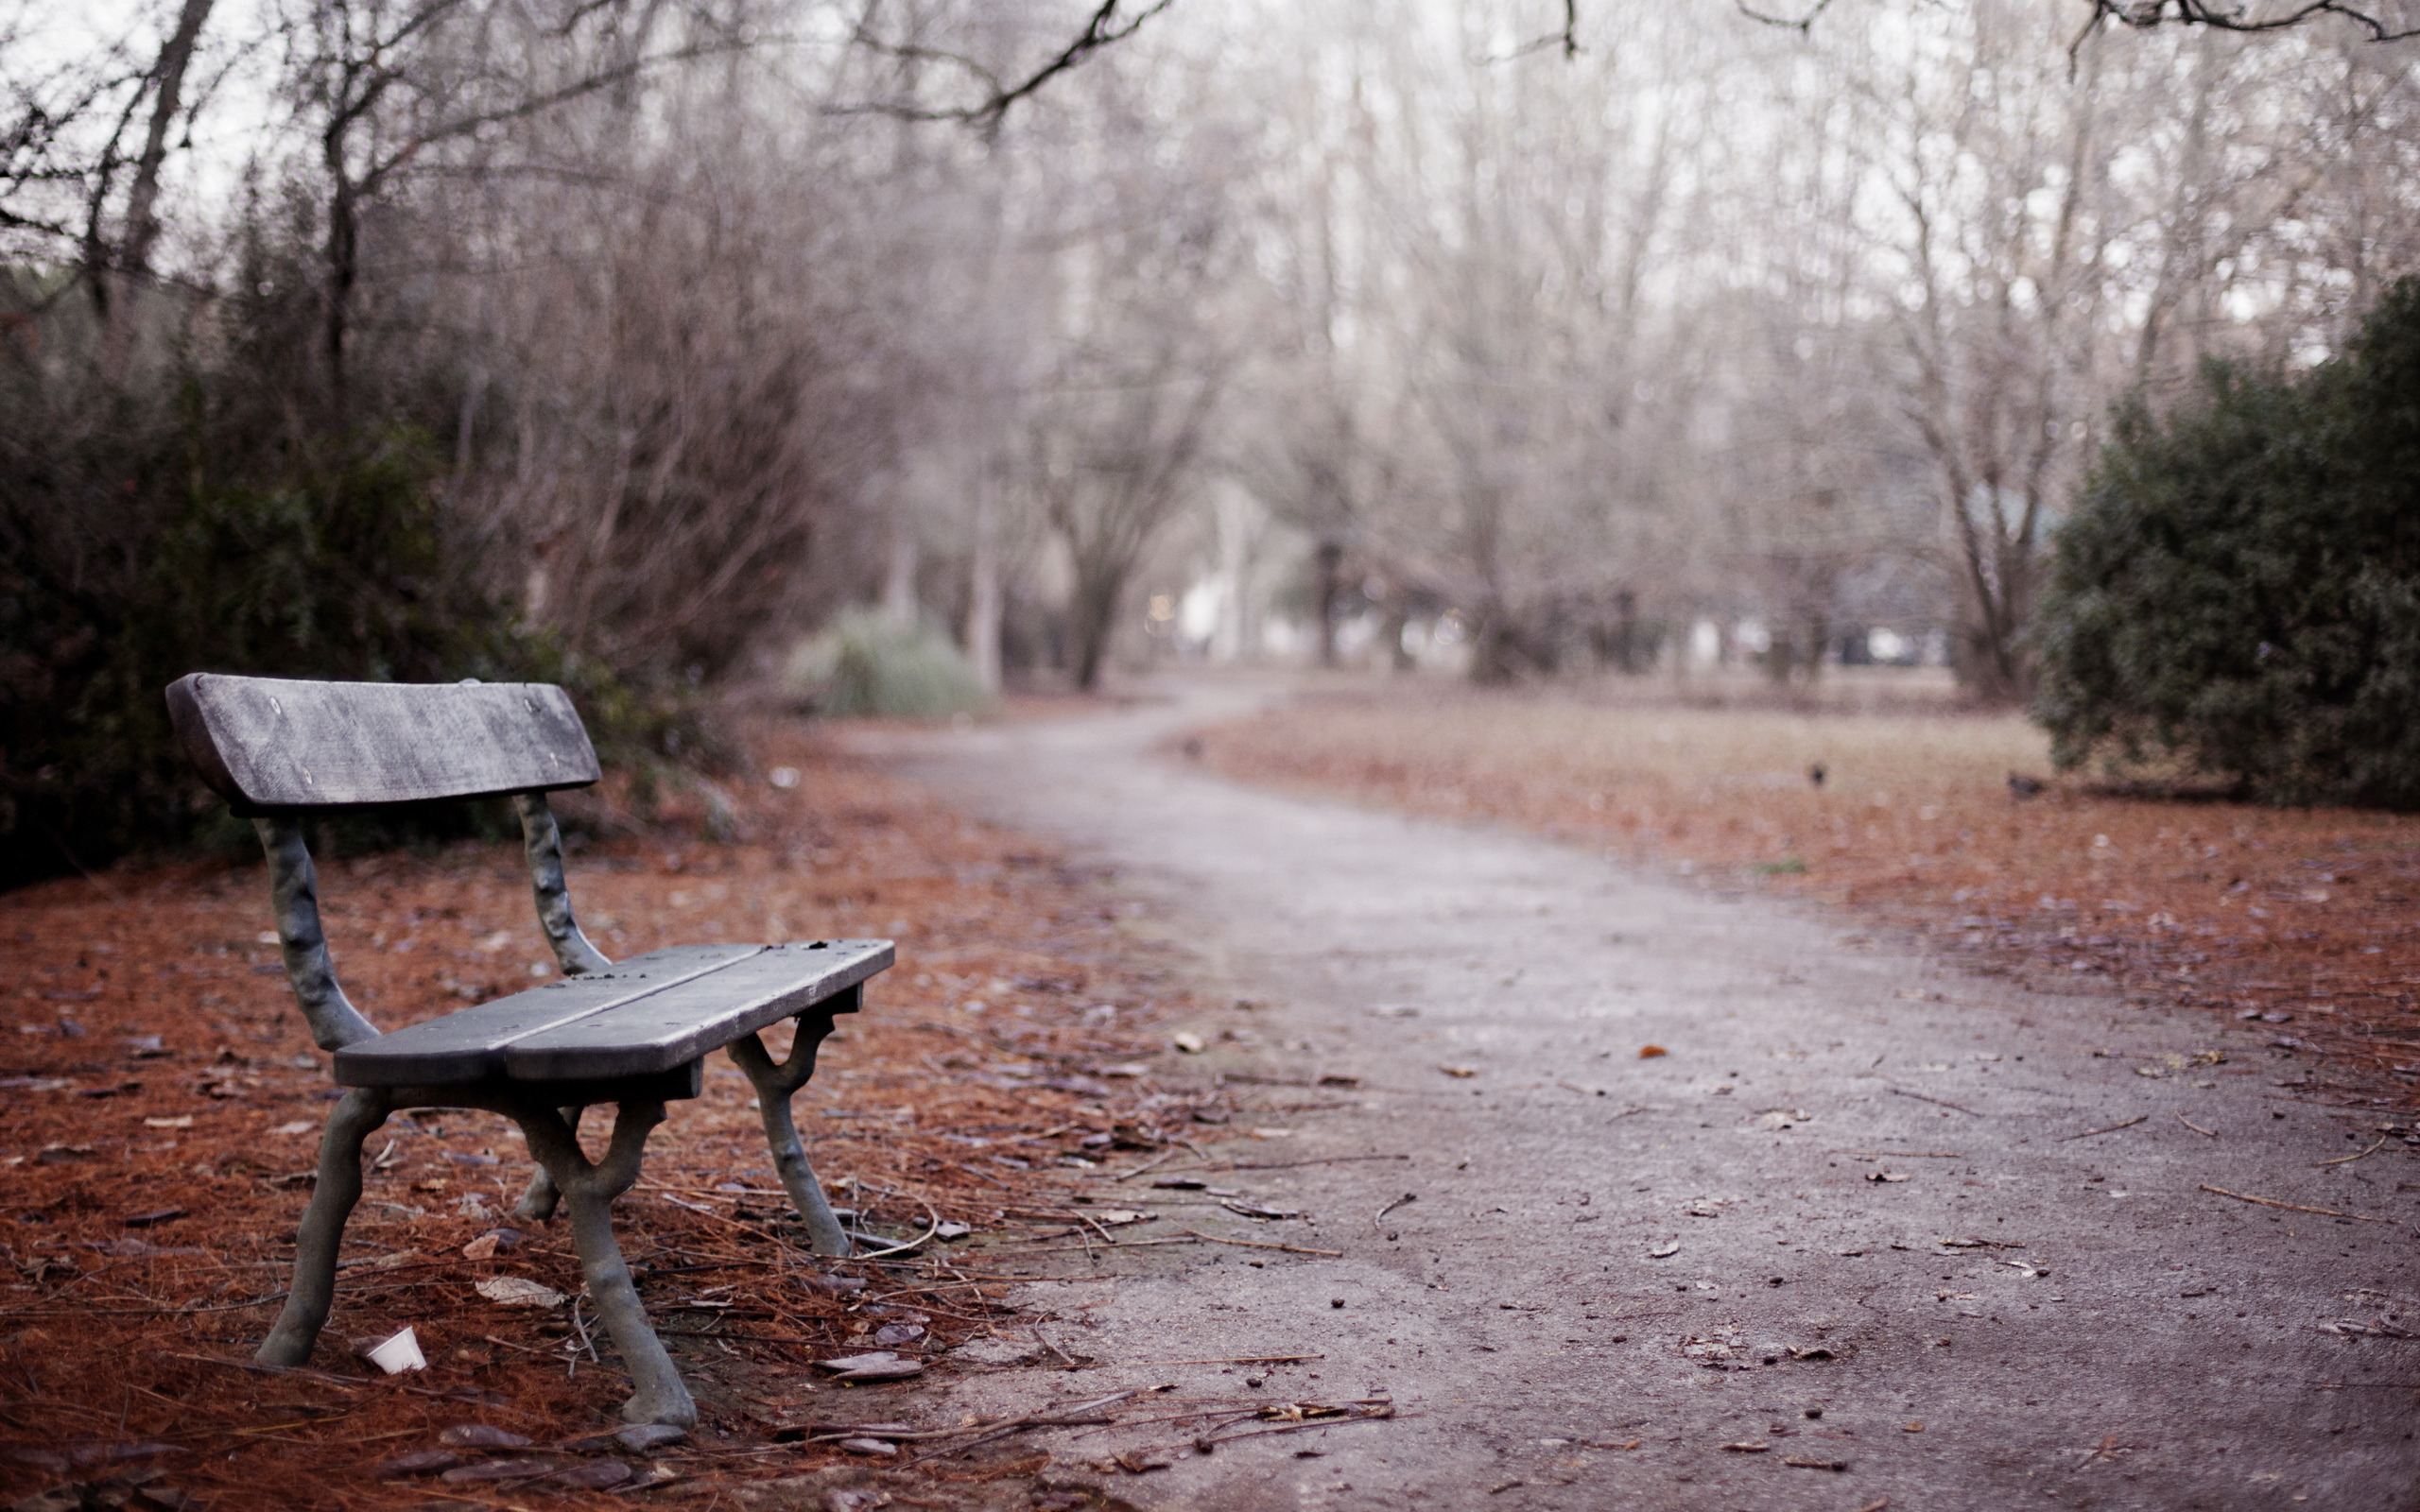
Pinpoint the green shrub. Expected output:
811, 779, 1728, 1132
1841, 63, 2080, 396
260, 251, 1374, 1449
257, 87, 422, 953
0, 417, 718, 889
2032, 277, 2420, 807
786, 609, 991, 719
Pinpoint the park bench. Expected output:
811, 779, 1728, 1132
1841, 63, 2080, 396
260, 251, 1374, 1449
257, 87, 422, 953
164, 672, 892, 1426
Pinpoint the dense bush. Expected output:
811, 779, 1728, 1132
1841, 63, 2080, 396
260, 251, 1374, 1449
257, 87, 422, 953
2032, 277, 2420, 807
0, 275, 716, 890
784, 609, 991, 718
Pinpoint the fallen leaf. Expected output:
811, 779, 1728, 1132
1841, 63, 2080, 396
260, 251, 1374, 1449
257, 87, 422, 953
815, 1351, 925, 1382
143, 1116, 193, 1129
1638, 1045, 1668, 1058
438, 1425, 532, 1449
1219, 1200, 1301, 1220
1903, 1421, 1924, 1433
551, 1459, 632, 1489
1783, 1455, 1849, 1470
1248, 1127, 1296, 1140
268, 1120, 316, 1135
1438, 1065, 1478, 1078
1720, 1441, 1771, 1452
1172, 1032, 1206, 1053
374, 1450, 462, 1478
475, 1276, 566, 1309
461, 1233, 501, 1262
441, 1455, 563, 1484
1648, 1241, 1681, 1259
1865, 1171, 1911, 1184
836, 1437, 899, 1456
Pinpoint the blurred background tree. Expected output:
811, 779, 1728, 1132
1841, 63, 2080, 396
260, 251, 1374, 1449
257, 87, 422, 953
4, 0, 2416, 884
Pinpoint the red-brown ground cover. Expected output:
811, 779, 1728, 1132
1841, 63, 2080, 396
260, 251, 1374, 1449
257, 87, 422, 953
0, 719, 1211, 1508
1190, 680, 2420, 1117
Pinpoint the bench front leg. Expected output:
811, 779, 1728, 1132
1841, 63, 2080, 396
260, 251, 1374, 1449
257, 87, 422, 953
515, 1099, 696, 1427
727, 1014, 850, 1258
259, 1087, 392, 1366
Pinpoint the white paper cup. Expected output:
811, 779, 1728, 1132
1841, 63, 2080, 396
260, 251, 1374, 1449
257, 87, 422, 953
366, 1326, 426, 1374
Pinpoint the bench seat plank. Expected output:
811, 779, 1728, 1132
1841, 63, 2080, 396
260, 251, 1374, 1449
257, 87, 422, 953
335, 945, 764, 1087
502, 939, 893, 1082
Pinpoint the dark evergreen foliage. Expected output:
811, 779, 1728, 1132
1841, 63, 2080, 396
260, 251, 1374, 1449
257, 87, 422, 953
2033, 278, 2420, 807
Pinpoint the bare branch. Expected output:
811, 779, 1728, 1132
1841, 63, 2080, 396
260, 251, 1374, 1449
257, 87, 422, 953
1735, 0, 1837, 34
837, 0, 1178, 135
2083, 0, 2420, 42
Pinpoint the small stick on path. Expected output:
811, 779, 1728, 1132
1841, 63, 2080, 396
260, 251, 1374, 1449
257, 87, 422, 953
1179, 1229, 1343, 1257
1827, 1149, 1963, 1159
2060, 1114, 2148, 1142
1111, 1149, 1180, 1182
1887, 1086, 1982, 1116
2199, 1184, 2402, 1226
2175, 1111, 2218, 1138
1374, 1193, 1416, 1229
2315, 1136, 2389, 1168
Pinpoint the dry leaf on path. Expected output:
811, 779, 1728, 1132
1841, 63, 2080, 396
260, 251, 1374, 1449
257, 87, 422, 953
475, 1276, 565, 1309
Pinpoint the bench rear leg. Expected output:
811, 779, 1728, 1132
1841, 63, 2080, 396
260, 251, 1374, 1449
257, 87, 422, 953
259, 1087, 391, 1366
728, 1019, 850, 1257
516, 1100, 696, 1427
512, 1106, 579, 1221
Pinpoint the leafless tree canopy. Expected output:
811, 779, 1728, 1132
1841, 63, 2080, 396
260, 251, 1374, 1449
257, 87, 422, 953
6, 0, 2418, 701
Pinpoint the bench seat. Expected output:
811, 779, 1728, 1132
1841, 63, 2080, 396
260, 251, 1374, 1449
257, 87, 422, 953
333, 939, 890, 1086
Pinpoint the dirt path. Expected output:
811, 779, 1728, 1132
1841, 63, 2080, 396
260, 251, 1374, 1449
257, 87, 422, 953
865, 677, 2420, 1511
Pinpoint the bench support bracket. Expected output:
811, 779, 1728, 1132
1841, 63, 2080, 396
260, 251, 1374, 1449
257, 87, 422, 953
257, 1082, 697, 1427
728, 1008, 853, 1257
515, 1099, 696, 1427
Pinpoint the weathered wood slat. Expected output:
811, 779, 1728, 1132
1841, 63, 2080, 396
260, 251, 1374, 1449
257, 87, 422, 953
165, 673, 600, 810
502, 940, 892, 1082
334, 945, 763, 1087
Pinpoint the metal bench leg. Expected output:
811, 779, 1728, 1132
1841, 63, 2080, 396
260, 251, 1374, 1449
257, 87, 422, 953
728, 1018, 850, 1258
512, 1106, 579, 1221
515, 1100, 696, 1427
259, 1087, 392, 1366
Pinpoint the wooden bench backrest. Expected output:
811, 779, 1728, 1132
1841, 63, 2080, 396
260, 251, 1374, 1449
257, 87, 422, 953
166, 673, 600, 812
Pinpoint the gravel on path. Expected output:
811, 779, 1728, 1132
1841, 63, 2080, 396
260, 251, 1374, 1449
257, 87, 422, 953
864, 676, 2420, 1512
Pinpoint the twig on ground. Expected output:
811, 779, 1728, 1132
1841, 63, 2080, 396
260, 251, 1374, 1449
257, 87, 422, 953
1374, 1193, 1416, 1229
1199, 1403, 1401, 1446
1177, 1229, 1343, 1257
2060, 1114, 2148, 1142
1080, 1353, 1322, 1368
2175, 1111, 2218, 1138
1886, 1086, 1983, 1116
2315, 1136, 2389, 1167
1826, 1149, 1963, 1158
1221, 1154, 1413, 1172
1111, 1149, 1180, 1181
2199, 1184, 2402, 1225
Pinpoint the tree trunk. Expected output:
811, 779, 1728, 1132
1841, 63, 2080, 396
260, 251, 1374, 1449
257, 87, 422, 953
964, 472, 1001, 694
1378, 580, 1412, 673
98, 0, 214, 386
1313, 539, 1343, 668
1071, 569, 1121, 692
881, 515, 919, 627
